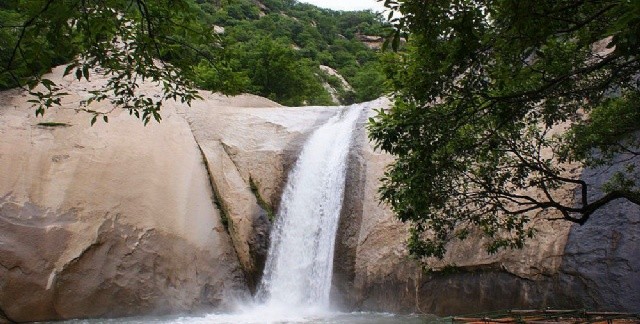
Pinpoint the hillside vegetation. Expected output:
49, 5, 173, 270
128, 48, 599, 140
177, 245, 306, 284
195, 0, 390, 106
0, 0, 390, 107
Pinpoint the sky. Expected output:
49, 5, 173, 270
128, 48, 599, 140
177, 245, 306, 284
297, 0, 387, 12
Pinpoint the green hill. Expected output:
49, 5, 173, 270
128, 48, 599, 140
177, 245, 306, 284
193, 0, 390, 105
0, 0, 390, 107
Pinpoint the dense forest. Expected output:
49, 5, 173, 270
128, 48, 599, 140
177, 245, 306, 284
195, 0, 391, 105
0, 0, 391, 107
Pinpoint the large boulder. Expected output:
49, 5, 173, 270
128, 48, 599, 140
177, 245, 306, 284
0, 69, 272, 321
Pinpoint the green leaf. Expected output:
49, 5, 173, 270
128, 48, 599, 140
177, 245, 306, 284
82, 65, 90, 81
367, 0, 640, 260
63, 63, 78, 77
41, 79, 55, 90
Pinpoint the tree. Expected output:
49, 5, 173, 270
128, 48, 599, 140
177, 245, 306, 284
0, 0, 222, 125
368, 0, 640, 260
229, 36, 332, 106
350, 59, 387, 103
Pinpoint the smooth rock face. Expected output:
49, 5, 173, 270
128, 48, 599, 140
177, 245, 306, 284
183, 103, 337, 211
0, 68, 276, 321
0, 104, 248, 319
334, 104, 640, 315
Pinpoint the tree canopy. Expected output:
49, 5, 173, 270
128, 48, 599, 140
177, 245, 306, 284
369, 0, 640, 260
0, 0, 225, 124
204, 0, 391, 105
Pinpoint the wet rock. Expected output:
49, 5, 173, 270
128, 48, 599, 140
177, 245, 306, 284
180, 103, 337, 290
557, 154, 640, 312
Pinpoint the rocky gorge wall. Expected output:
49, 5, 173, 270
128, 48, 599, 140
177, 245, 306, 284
0, 67, 342, 321
0, 68, 638, 321
0, 74, 254, 321
333, 108, 640, 316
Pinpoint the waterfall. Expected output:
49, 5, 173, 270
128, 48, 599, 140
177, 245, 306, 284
256, 105, 363, 311
101, 101, 428, 322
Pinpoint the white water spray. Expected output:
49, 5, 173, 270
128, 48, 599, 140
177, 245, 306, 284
256, 105, 363, 312
80, 102, 427, 322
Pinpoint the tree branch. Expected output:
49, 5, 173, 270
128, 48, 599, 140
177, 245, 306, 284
577, 190, 640, 224
5, 0, 56, 78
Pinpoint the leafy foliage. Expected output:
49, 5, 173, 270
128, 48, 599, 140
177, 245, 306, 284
201, 0, 391, 105
230, 36, 332, 105
369, 0, 640, 260
1, 0, 391, 120
0, 0, 231, 124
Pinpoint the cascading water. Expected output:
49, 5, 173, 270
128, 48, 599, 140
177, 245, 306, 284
256, 105, 363, 312
184, 101, 431, 323
52, 101, 433, 323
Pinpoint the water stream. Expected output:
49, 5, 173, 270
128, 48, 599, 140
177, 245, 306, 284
56, 103, 435, 323
188, 103, 433, 323
256, 104, 362, 310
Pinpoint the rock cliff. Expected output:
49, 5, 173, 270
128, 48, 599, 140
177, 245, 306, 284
0, 88, 252, 321
0, 68, 278, 321
333, 108, 640, 316
0, 66, 340, 321
0, 67, 638, 321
